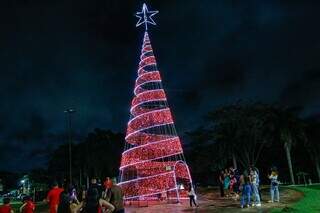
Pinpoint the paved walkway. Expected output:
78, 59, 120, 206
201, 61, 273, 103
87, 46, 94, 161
125, 187, 302, 213
33, 187, 302, 212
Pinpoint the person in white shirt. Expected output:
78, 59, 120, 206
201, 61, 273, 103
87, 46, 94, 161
187, 184, 199, 207
268, 167, 280, 202
249, 167, 261, 207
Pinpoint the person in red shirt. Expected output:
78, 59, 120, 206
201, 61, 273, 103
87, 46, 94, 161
0, 198, 14, 213
20, 196, 35, 213
46, 182, 64, 213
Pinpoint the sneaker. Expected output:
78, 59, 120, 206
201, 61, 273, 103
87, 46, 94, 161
268, 200, 274, 203
241, 205, 244, 208
247, 204, 250, 208
252, 204, 255, 207
256, 203, 261, 207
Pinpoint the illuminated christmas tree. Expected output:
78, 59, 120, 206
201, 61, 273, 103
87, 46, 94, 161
119, 3, 193, 202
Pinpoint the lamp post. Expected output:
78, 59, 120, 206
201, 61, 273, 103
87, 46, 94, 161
64, 108, 76, 186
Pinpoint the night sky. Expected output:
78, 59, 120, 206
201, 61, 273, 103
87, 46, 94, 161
0, 0, 320, 171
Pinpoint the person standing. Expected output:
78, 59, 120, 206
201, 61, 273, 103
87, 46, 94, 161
218, 170, 225, 197
0, 198, 14, 213
88, 178, 103, 198
233, 169, 241, 200
249, 167, 261, 207
107, 179, 124, 213
229, 171, 237, 196
240, 175, 251, 208
269, 167, 280, 203
75, 187, 114, 213
57, 190, 84, 213
82, 188, 100, 213
47, 181, 64, 213
102, 177, 112, 202
187, 184, 199, 207
19, 196, 35, 213
223, 169, 230, 197
57, 191, 74, 213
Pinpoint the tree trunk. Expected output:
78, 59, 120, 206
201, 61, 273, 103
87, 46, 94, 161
232, 153, 238, 169
79, 168, 82, 186
285, 142, 295, 185
86, 176, 90, 189
315, 157, 320, 183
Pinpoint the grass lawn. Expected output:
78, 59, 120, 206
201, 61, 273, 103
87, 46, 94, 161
272, 184, 320, 212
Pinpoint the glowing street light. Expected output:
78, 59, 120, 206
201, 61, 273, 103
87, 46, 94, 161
64, 108, 76, 186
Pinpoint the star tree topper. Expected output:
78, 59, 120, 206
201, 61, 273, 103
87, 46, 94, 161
136, 3, 159, 31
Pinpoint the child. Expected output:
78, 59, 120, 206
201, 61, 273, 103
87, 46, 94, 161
240, 175, 252, 208
20, 196, 35, 213
0, 198, 14, 213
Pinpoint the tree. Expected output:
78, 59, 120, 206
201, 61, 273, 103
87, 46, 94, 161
79, 129, 123, 179
47, 144, 70, 184
270, 106, 306, 185
185, 127, 220, 183
206, 102, 273, 169
47, 129, 124, 186
305, 119, 320, 182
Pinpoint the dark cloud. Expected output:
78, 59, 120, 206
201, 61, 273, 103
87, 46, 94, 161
281, 68, 320, 109
201, 58, 247, 92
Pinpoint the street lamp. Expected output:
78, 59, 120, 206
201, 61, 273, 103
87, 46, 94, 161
64, 108, 76, 186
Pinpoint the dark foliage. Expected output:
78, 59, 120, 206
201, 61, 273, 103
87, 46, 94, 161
186, 102, 318, 185
47, 128, 124, 186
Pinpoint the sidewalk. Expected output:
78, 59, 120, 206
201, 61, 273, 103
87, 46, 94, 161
125, 187, 302, 213
33, 187, 303, 213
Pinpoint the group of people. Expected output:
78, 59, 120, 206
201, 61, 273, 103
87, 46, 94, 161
46, 177, 124, 213
218, 166, 280, 208
0, 177, 124, 213
218, 166, 240, 199
0, 196, 35, 213
0, 167, 281, 212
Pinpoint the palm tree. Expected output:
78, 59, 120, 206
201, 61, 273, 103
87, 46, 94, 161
304, 119, 320, 182
271, 106, 306, 185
